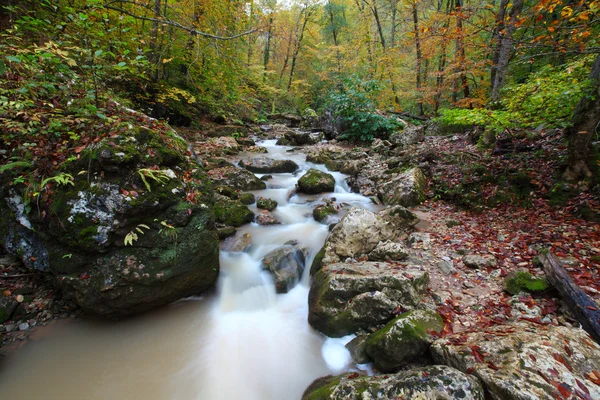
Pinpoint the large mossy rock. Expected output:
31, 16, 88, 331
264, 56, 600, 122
378, 167, 426, 207
320, 207, 418, 266
431, 323, 600, 400
308, 261, 428, 337
213, 194, 254, 227
365, 310, 444, 371
302, 365, 484, 400
0, 127, 220, 319
207, 166, 266, 191
297, 169, 335, 194
239, 156, 299, 173
261, 244, 306, 293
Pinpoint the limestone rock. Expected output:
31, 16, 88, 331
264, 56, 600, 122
297, 169, 336, 194
261, 245, 306, 293
239, 156, 299, 173
302, 365, 484, 400
308, 261, 428, 337
378, 167, 427, 207
368, 241, 409, 262
463, 254, 497, 269
256, 197, 278, 211
431, 323, 600, 400
207, 166, 266, 191
389, 125, 425, 148
365, 310, 444, 371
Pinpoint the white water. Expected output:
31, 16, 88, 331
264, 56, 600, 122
0, 139, 378, 400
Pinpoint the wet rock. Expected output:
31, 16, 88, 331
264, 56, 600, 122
239, 156, 299, 173
217, 227, 237, 240
246, 146, 269, 154
389, 125, 425, 148
432, 323, 600, 400
255, 210, 281, 226
365, 310, 444, 371
261, 245, 306, 293
207, 166, 266, 191
256, 197, 278, 211
297, 169, 335, 194
260, 174, 273, 181
239, 192, 256, 205
463, 254, 497, 269
213, 185, 239, 199
308, 261, 428, 337
276, 129, 322, 146
0, 126, 220, 319
368, 241, 409, 262
313, 203, 339, 223
321, 207, 418, 265
222, 233, 252, 252
235, 137, 255, 146
378, 167, 427, 207
345, 335, 370, 364
214, 194, 254, 227
302, 365, 484, 400
0, 296, 18, 323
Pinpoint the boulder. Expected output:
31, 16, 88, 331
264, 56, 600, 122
431, 323, 600, 400
255, 210, 280, 226
222, 232, 252, 252
239, 156, 299, 173
246, 146, 269, 154
313, 203, 339, 223
0, 296, 18, 323
207, 166, 266, 191
261, 245, 306, 293
239, 192, 256, 205
308, 261, 428, 337
213, 195, 254, 227
297, 169, 336, 194
321, 207, 418, 265
378, 167, 427, 207
0, 127, 220, 319
209, 136, 241, 155
276, 129, 322, 146
463, 254, 497, 269
302, 365, 484, 400
235, 137, 255, 146
256, 197, 278, 211
368, 241, 409, 262
389, 125, 425, 147
365, 310, 444, 371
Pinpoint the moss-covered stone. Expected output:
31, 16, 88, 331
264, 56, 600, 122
313, 204, 338, 223
256, 197, 277, 211
504, 271, 549, 295
310, 245, 326, 275
213, 195, 254, 227
297, 169, 335, 194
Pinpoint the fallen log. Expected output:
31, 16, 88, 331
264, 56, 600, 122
539, 250, 600, 343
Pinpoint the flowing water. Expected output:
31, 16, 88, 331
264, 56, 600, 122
0, 140, 378, 400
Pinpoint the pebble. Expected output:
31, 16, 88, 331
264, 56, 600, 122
19, 322, 30, 331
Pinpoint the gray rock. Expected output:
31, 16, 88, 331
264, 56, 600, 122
345, 335, 370, 364
0, 296, 18, 323
378, 167, 427, 207
431, 323, 600, 400
5, 323, 16, 332
255, 210, 281, 226
208, 166, 266, 191
365, 310, 444, 371
297, 169, 336, 194
302, 365, 484, 400
368, 241, 409, 261
261, 245, 306, 293
222, 233, 252, 252
408, 232, 431, 248
463, 254, 497, 269
308, 261, 428, 337
437, 259, 456, 275
389, 125, 425, 147
239, 156, 299, 173
18, 322, 29, 331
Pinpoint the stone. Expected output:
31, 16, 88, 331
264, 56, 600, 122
378, 167, 427, 207
213, 195, 254, 227
207, 166, 266, 191
256, 197, 278, 211
312, 203, 339, 223
308, 261, 428, 337
209, 136, 241, 154
437, 259, 456, 275
345, 335, 370, 364
408, 232, 431, 248
239, 156, 299, 173
302, 365, 484, 400
0, 126, 220, 319
365, 310, 444, 371
261, 245, 306, 293
255, 211, 281, 226
463, 254, 497, 269
0, 296, 18, 323
235, 137, 255, 146
504, 270, 549, 295
389, 125, 425, 148
432, 323, 600, 400
276, 129, 322, 146
368, 241, 409, 262
18, 322, 29, 331
222, 233, 252, 252
239, 192, 256, 205
297, 169, 336, 194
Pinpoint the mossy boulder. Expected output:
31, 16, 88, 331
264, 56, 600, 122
297, 169, 335, 194
365, 310, 444, 371
0, 125, 220, 319
256, 197, 278, 211
213, 194, 254, 227
313, 204, 338, 223
207, 166, 266, 191
239, 192, 256, 205
308, 261, 429, 337
302, 365, 484, 400
504, 270, 549, 295
239, 156, 299, 173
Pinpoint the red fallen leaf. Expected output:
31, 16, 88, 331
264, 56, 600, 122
470, 345, 486, 363
422, 371, 429, 377
74, 145, 86, 154
487, 361, 500, 371
586, 306, 597, 311
30, 257, 36, 261
120, 188, 129, 196
529, 354, 537, 362
576, 379, 591, 395
186, 208, 192, 216
79, 272, 91, 280
129, 191, 139, 198
574, 388, 594, 400
466, 367, 476, 374
557, 383, 572, 398
564, 345, 572, 357
553, 353, 573, 372
587, 371, 600, 385
347, 373, 359, 380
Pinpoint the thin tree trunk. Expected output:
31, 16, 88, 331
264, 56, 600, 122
491, 0, 524, 102
390, 0, 398, 48
490, 0, 509, 93
150, 0, 161, 82
263, 14, 273, 81
288, 6, 313, 91
453, 0, 470, 105
413, 0, 423, 115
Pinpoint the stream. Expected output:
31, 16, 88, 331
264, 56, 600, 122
0, 140, 379, 400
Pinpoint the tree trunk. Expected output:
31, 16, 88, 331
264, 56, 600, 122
564, 54, 600, 184
412, 1, 423, 116
539, 251, 600, 343
263, 14, 273, 81
491, 0, 524, 102
453, 0, 470, 106
150, 0, 161, 82
490, 0, 509, 92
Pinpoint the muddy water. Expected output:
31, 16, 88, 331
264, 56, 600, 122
0, 140, 378, 400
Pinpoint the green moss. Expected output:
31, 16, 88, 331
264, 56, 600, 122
313, 205, 337, 222
240, 192, 256, 205
303, 376, 341, 400
213, 198, 254, 227
310, 245, 326, 275
256, 197, 277, 210
505, 271, 549, 295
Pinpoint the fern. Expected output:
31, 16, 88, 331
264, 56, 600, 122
124, 223, 150, 246
0, 161, 31, 173
137, 169, 172, 192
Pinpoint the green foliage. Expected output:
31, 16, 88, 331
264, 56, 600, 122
505, 271, 549, 295
137, 169, 172, 192
437, 108, 514, 134
326, 75, 402, 142
124, 223, 150, 246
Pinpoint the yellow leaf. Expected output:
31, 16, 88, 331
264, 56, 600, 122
66, 59, 77, 67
